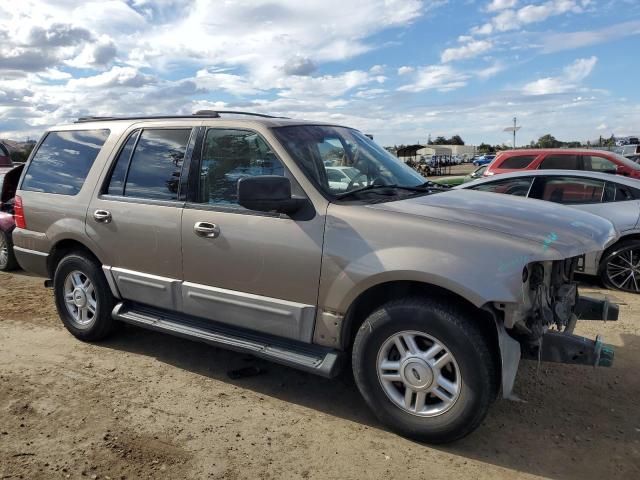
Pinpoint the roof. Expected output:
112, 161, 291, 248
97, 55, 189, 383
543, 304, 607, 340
396, 145, 425, 157
497, 148, 619, 156
55, 111, 348, 130
457, 169, 640, 189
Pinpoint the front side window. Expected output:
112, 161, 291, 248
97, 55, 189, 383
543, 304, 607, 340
539, 154, 579, 170
532, 177, 605, 204
122, 129, 191, 200
199, 129, 285, 206
499, 155, 536, 169
469, 177, 533, 197
584, 155, 617, 173
22, 129, 109, 195
272, 125, 425, 199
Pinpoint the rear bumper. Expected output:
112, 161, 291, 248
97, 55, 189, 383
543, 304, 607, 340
13, 246, 49, 277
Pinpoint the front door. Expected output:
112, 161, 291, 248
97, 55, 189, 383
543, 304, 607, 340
180, 127, 326, 342
87, 127, 195, 311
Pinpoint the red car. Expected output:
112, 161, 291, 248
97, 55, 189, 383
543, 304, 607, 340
484, 148, 640, 179
0, 164, 23, 271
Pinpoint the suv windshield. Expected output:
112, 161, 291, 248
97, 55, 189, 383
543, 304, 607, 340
273, 125, 426, 200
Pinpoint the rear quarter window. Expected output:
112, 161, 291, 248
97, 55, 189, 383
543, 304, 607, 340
22, 129, 109, 195
498, 155, 536, 169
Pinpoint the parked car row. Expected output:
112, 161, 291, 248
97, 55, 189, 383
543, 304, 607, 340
459, 169, 640, 292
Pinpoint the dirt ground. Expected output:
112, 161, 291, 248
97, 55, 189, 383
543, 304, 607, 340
1, 270, 639, 479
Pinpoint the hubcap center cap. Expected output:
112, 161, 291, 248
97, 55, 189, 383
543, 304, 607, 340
73, 288, 87, 308
401, 359, 433, 389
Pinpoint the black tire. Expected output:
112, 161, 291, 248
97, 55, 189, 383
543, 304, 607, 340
0, 230, 18, 271
53, 253, 116, 341
599, 239, 640, 293
352, 297, 497, 444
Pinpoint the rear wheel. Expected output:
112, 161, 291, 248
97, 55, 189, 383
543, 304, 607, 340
53, 253, 117, 341
600, 239, 640, 293
0, 230, 18, 271
352, 297, 496, 443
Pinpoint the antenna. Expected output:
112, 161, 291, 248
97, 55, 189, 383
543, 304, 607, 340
503, 117, 522, 148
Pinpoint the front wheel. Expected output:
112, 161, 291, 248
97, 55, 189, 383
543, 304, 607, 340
600, 239, 640, 293
352, 298, 497, 443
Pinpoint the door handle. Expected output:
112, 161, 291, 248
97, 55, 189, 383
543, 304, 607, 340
194, 221, 220, 238
93, 209, 112, 224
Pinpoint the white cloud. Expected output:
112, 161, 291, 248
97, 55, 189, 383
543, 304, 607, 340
67, 66, 156, 89
522, 56, 597, 95
441, 40, 493, 62
476, 0, 591, 34
486, 0, 518, 12
397, 66, 415, 75
541, 19, 640, 53
398, 65, 470, 92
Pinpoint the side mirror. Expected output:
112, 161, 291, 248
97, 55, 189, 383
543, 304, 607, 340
616, 165, 629, 176
238, 176, 306, 214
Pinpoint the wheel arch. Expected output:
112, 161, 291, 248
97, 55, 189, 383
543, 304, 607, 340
47, 238, 103, 278
339, 280, 501, 397
597, 233, 640, 274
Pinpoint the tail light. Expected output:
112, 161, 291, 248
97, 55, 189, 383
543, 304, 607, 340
14, 195, 26, 229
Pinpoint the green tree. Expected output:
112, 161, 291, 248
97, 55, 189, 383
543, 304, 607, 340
537, 134, 561, 148
431, 136, 448, 145
477, 143, 494, 153
448, 135, 465, 145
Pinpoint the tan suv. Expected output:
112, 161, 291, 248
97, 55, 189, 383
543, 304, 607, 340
12, 112, 619, 443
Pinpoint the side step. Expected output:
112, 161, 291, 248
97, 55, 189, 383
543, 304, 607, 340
112, 303, 343, 378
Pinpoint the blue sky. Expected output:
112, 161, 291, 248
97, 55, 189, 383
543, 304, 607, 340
0, 0, 639, 146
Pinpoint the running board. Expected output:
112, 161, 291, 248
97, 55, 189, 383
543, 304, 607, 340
112, 303, 343, 378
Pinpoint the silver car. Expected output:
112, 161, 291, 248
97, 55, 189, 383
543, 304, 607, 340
11, 112, 619, 443
458, 169, 640, 293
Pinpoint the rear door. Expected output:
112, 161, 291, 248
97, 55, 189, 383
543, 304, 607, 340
180, 126, 326, 342
87, 126, 196, 311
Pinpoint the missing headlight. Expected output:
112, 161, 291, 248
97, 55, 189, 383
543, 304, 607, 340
529, 263, 545, 290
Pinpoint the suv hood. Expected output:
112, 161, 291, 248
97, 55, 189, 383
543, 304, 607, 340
369, 189, 617, 257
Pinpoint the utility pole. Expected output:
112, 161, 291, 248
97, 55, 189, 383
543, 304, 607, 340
503, 117, 522, 148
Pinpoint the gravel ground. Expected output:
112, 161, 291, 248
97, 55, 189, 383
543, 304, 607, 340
1, 270, 639, 479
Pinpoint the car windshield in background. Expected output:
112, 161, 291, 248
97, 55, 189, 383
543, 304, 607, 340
272, 125, 426, 200
611, 152, 640, 170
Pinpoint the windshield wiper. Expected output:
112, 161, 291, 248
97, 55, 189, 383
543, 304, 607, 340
336, 182, 442, 200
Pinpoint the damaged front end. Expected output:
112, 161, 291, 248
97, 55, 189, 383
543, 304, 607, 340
492, 256, 617, 399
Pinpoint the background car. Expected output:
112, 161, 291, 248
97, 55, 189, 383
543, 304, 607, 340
0, 164, 23, 271
472, 154, 495, 166
432, 165, 487, 187
0, 143, 11, 167
326, 165, 364, 192
458, 169, 640, 292
484, 148, 640, 179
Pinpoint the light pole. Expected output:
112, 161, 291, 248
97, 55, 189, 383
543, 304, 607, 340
503, 117, 521, 148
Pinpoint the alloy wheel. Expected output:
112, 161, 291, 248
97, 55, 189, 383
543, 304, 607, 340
376, 330, 462, 417
606, 248, 640, 292
0, 234, 8, 269
63, 270, 98, 326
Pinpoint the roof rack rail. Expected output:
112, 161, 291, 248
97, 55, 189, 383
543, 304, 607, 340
74, 111, 289, 123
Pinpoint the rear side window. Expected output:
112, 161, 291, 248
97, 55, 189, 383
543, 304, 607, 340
0, 144, 9, 156
539, 154, 579, 170
498, 155, 535, 169
534, 177, 605, 204
22, 129, 109, 195
584, 155, 617, 173
107, 131, 140, 196
119, 129, 191, 200
470, 177, 533, 197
